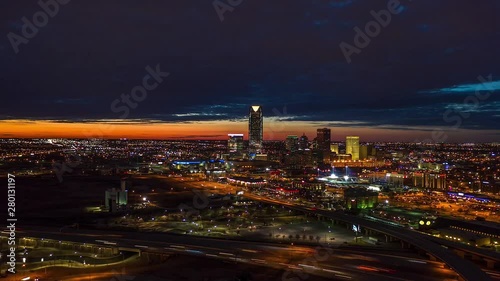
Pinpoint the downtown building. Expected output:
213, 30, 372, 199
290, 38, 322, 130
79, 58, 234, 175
285, 135, 299, 152
310, 128, 331, 164
413, 172, 447, 190
299, 133, 309, 150
316, 128, 331, 152
248, 105, 263, 155
346, 136, 360, 160
228, 134, 244, 153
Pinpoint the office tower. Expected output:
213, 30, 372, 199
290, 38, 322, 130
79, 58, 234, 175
316, 128, 331, 152
360, 144, 374, 160
285, 135, 299, 152
360, 145, 368, 160
248, 105, 263, 154
228, 134, 244, 153
346, 136, 360, 160
299, 133, 309, 150
330, 144, 339, 154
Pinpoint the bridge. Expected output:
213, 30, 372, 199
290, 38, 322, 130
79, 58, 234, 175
247, 195, 494, 281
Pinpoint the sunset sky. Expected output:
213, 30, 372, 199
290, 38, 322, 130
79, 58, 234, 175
0, 0, 499, 141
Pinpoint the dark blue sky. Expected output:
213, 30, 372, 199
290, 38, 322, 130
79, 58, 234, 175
1, 0, 499, 141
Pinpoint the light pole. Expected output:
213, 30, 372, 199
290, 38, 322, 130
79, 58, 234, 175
40, 258, 46, 274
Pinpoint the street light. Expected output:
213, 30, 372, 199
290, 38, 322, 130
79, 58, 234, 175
41, 258, 46, 274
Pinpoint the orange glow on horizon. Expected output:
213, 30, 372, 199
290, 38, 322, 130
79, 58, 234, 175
0, 119, 494, 142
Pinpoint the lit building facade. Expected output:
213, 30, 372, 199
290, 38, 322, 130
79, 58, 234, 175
228, 134, 244, 153
299, 133, 309, 150
344, 188, 378, 210
330, 144, 339, 154
248, 105, 263, 154
413, 172, 447, 189
105, 178, 129, 212
346, 136, 360, 160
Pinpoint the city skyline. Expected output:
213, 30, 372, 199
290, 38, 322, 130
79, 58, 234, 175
1, 1, 499, 142
2, 117, 499, 142
1, 1, 498, 280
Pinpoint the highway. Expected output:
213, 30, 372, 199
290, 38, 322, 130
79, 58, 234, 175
242, 193, 494, 281
170, 178, 494, 281
10, 176, 496, 280
14, 226, 461, 281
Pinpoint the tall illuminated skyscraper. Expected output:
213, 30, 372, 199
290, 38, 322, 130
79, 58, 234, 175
248, 105, 263, 154
346, 136, 360, 160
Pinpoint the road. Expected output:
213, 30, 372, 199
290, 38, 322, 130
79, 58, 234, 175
14, 226, 461, 281
172, 178, 495, 281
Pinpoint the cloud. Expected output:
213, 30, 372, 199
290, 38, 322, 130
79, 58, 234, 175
420, 80, 500, 94
172, 134, 226, 139
0, 0, 499, 140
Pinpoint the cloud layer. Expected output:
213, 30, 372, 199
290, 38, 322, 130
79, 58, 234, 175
0, 0, 499, 140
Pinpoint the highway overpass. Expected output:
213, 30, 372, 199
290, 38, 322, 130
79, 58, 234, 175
6, 226, 466, 281
246, 194, 493, 281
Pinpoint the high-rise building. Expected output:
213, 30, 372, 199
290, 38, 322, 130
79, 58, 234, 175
316, 128, 331, 152
360, 144, 375, 160
285, 135, 299, 152
248, 105, 263, 154
299, 133, 309, 150
346, 136, 360, 160
330, 144, 339, 154
360, 145, 367, 160
228, 134, 244, 153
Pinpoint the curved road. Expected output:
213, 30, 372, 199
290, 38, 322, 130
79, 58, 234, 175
13, 226, 459, 281
245, 193, 492, 281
